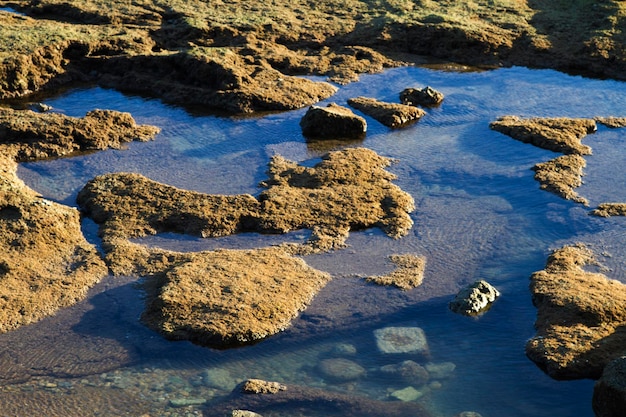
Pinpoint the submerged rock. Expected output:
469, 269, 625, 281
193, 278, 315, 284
390, 385, 425, 402
400, 86, 444, 107
232, 411, 263, 417
531, 154, 588, 205
489, 116, 596, 155
424, 362, 456, 380
590, 203, 626, 217
379, 360, 429, 386
300, 103, 367, 139
317, 358, 366, 382
449, 280, 500, 316
593, 356, 626, 417
366, 254, 427, 290
374, 326, 430, 357
526, 244, 626, 379
347, 96, 426, 128
211, 383, 433, 416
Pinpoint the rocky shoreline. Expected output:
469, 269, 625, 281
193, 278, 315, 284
2, 1, 626, 416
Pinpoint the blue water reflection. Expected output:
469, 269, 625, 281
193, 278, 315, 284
13, 65, 626, 416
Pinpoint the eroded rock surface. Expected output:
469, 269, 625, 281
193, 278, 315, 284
526, 244, 626, 379
593, 356, 626, 417
591, 203, 626, 217
399, 86, 444, 107
141, 247, 331, 347
366, 254, 426, 290
449, 280, 500, 316
531, 154, 588, 205
490, 116, 596, 155
0, 109, 158, 333
300, 103, 367, 139
347, 96, 425, 128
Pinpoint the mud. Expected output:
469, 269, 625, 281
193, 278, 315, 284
526, 244, 626, 380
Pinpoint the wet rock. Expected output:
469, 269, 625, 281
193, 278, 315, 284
347, 96, 425, 128
79, 147, 415, 268
202, 368, 238, 391
374, 326, 430, 357
590, 203, 626, 217
300, 103, 367, 139
390, 385, 425, 402
449, 280, 500, 316
424, 362, 456, 380
366, 254, 426, 290
532, 154, 588, 205
455, 412, 484, 417
0, 107, 160, 161
489, 116, 596, 155
211, 383, 433, 416
330, 343, 357, 356
593, 356, 626, 417
594, 117, 626, 128
240, 379, 287, 394
526, 244, 626, 379
317, 358, 366, 382
232, 411, 263, 417
400, 86, 444, 107
169, 397, 207, 407
380, 360, 429, 386
141, 247, 332, 347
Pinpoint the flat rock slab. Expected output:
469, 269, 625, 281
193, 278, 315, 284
490, 116, 596, 155
347, 96, 425, 128
300, 103, 366, 139
374, 326, 430, 356
141, 247, 331, 347
526, 244, 626, 379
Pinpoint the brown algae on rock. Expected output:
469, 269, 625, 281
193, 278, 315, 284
141, 247, 332, 347
531, 154, 588, 206
490, 116, 596, 155
366, 254, 426, 290
0, 109, 159, 333
347, 96, 426, 128
77, 147, 415, 346
590, 203, 626, 217
526, 244, 626, 379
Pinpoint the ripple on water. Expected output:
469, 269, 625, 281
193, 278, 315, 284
10, 65, 626, 416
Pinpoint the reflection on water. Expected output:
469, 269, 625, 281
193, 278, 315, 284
11, 66, 626, 416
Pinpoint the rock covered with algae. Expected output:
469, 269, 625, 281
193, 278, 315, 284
77, 147, 416, 346
526, 244, 626, 379
0, 109, 159, 333
366, 254, 426, 290
347, 96, 426, 128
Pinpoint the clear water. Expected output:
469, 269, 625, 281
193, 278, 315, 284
11, 65, 626, 416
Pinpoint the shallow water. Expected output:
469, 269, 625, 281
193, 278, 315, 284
12, 65, 626, 416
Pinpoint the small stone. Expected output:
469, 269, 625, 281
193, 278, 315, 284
379, 360, 429, 386
374, 326, 429, 356
168, 397, 207, 408
317, 358, 366, 382
456, 412, 484, 417
240, 379, 287, 394
202, 368, 238, 391
330, 343, 357, 356
390, 386, 425, 402
449, 280, 500, 316
400, 86, 444, 107
232, 411, 264, 417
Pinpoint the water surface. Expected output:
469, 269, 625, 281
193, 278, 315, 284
12, 65, 626, 416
